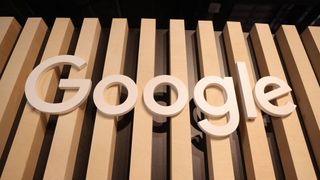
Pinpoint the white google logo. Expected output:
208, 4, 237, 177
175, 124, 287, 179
25, 55, 296, 137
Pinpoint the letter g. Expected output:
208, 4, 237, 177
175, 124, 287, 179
25, 55, 91, 114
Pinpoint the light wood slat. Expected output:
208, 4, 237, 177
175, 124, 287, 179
0, 17, 21, 75
1, 18, 73, 180
86, 18, 128, 180
169, 19, 193, 180
43, 18, 101, 180
276, 25, 320, 168
129, 19, 156, 180
301, 26, 320, 82
196, 21, 235, 179
250, 23, 317, 179
0, 16, 21, 157
0, 18, 47, 165
223, 21, 276, 180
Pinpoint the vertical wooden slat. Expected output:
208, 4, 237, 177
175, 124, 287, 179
0, 16, 21, 157
276, 25, 320, 168
129, 19, 156, 180
43, 18, 101, 180
0, 17, 21, 75
196, 21, 235, 179
301, 26, 320, 81
169, 19, 193, 180
1, 18, 73, 180
223, 21, 276, 179
250, 23, 317, 179
86, 18, 128, 180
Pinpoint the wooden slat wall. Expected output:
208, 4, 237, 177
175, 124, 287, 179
169, 19, 194, 180
0, 17, 319, 179
196, 21, 235, 179
43, 18, 101, 180
276, 25, 320, 168
223, 21, 276, 179
129, 19, 156, 180
250, 23, 316, 179
0, 17, 21, 157
1, 18, 73, 180
0, 18, 48, 179
86, 18, 128, 180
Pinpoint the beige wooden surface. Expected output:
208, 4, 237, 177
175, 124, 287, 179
169, 19, 194, 180
250, 23, 316, 179
276, 25, 320, 168
0, 17, 21, 157
43, 18, 101, 180
0, 17, 21, 75
86, 18, 128, 180
196, 21, 235, 179
1, 18, 73, 180
223, 21, 276, 180
301, 26, 320, 82
129, 19, 156, 180
1, 17, 319, 180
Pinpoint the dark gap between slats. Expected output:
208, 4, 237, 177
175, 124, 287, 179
72, 27, 109, 180
112, 29, 139, 180
186, 30, 207, 180
151, 30, 169, 180
165, 30, 171, 180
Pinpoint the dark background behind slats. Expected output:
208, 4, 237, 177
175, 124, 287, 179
0, 0, 320, 32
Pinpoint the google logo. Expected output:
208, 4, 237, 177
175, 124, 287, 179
25, 55, 296, 138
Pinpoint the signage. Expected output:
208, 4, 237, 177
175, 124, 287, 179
25, 55, 296, 137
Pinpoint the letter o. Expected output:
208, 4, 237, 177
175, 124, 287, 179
143, 75, 188, 116
93, 74, 137, 116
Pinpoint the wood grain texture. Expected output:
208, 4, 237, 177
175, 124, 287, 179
129, 19, 156, 180
276, 25, 320, 168
1, 18, 73, 180
86, 18, 128, 180
223, 21, 276, 180
250, 23, 317, 179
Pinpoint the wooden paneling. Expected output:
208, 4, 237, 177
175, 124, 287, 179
129, 19, 156, 180
1, 18, 73, 180
169, 19, 194, 180
250, 23, 316, 179
276, 25, 320, 168
0, 16, 318, 179
0, 17, 47, 179
223, 21, 276, 180
0, 17, 21, 157
196, 21, 235, 179
43, 18, 101, 180
301, 26, 320, 82
86, 18, 128, 180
